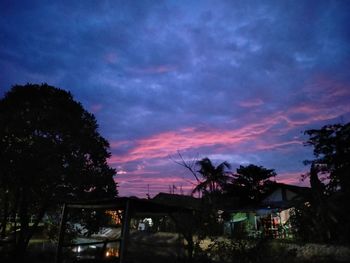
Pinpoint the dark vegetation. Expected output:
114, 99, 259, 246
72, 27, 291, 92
0, 83, 349, 262
292, 123, 350, 243
171, 123, 350, 262
0, 84, 117, 261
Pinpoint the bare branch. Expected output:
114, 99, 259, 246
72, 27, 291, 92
170, 151, 201, 182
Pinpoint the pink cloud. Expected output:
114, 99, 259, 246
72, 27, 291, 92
255, 140, 303, 151
281, 102, 350, 129
109, 103, 339, 165
116, 174, 196, 197
108, 122, 271, 164
111, 74, 349, 196
109, 75, 350, 168
117, 169, 160, 176
277, 171, 310, 187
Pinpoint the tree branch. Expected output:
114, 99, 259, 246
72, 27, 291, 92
170, 151, 200, 182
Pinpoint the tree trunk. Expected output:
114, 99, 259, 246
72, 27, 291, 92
183, 233, 194, 262
10, 187, 19, 253
310, 164, 332, 242
1, 189, 9, 239
25, 203, 48, 245
14, 188, 30, 260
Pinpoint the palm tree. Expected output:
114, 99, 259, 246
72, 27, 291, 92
192, 157, 231, 195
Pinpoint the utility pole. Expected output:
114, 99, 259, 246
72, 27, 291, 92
146, 184, 150, 199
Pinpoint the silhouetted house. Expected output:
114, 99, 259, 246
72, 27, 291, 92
261, 183, 311, 208
224, 183, 311, 239
152, 192, 202, 210
150, 193, 206, 233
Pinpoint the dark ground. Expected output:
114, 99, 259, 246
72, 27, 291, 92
1, 233, 350, 263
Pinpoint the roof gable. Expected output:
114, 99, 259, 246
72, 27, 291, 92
261, 183, 311, 208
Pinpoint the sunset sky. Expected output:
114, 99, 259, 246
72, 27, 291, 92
1, 1, 350, 197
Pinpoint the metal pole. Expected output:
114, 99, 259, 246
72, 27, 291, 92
119, 200, 131, 263
55, 203, 68, 263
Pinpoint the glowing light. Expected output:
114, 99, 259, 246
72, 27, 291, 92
106, 210, 122, 225
105, 247, 119, 258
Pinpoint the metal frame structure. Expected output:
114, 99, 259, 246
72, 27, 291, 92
55, 197, 190, 263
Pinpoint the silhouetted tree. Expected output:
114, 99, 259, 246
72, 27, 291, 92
304, 123, 350, 196
231, 164, 276, 203
299, 122, 350, 243
0, 84, 117, 257
174, 156, 231, 260
171, 205, 219, 261
192, 157, 231, 196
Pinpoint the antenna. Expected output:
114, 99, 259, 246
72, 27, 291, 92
146, 184, 150, 199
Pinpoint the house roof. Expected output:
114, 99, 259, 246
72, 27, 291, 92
260, 182, 311, 208
268, 182, 311, 193
63, 196, 193, 214
63, 184, 309, 215
220, 183, 312, 212
152, 192, 203, 210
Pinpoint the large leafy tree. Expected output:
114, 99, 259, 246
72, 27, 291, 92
231, 164, 276, 203
304, 123, 350, 195
300, 122, 350, 242
0, 84, 117, 255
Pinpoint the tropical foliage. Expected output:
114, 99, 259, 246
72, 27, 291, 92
192, 158, 231, 195
292, 122, 350, 243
